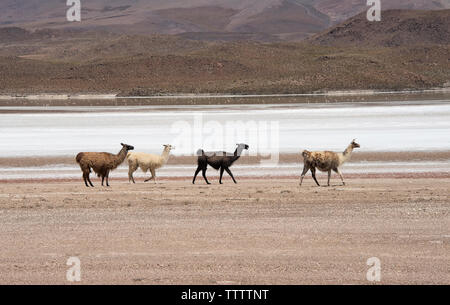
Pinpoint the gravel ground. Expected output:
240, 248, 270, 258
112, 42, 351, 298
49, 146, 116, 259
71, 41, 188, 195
0, 178, 448, 284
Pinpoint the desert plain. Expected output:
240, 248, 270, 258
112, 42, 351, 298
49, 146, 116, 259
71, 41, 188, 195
0, 175, 448, 284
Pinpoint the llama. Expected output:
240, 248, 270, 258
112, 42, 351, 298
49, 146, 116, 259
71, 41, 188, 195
126, 144, 174, 184
76, 143, 134, 187
299, 139, 360, 187
192, 143, 249, 184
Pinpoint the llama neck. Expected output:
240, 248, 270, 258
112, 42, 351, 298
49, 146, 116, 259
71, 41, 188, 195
161, 148, 171, 163
340, 144, 354, 164
114, 147, 128, 166
232, 147, 244, 162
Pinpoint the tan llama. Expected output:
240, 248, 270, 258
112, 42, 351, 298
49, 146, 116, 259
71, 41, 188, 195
299, 139, 360, 187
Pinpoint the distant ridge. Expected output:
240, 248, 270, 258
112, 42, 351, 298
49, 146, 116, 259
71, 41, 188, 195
309, 9, 450, 46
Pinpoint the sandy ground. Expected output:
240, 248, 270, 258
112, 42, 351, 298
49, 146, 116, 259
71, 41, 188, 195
0, 177, 448, 284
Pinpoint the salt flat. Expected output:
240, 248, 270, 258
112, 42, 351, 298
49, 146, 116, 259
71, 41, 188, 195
0, 100, 449, 157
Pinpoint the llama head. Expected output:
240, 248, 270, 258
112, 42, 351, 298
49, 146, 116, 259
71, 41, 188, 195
163, 144, 175, 151
234, 143, 249, 157
121, 143, 134, 151
236, 143, 249, 150
350, 139, 360, 149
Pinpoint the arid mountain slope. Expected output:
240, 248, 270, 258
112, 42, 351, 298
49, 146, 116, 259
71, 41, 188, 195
0, 0, 329, 40
310, 9, 450, 46
1, 0, 448, 41
0, 9, 448, 95
0, 30, 448, 95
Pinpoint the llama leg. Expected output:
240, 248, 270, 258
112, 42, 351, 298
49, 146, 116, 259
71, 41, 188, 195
219, 167, 224, 184
82, 171, 89, 187
106, 170, 110, 187
144, 169, 155, 182
334, 168, 345, 186
128, 165, 137, 184
151, 168, 156, 184
299, 164, 310, 186
193, 166, 202, 184
101, 175, 105, 186
143, 169, 150, 182
327, 170, 331, 186
202, 167, 210, 184
311, 167, 320, 186
86, 170, 94, 187
224, 167, 237, 184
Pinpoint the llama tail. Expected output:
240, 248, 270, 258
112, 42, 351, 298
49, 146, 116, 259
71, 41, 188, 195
196, 149, 205, 157
75, 152, 91, 173
302, 150, 311, 158
75, 152, 83, 164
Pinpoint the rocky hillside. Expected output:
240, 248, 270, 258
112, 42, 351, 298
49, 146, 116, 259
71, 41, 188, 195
0, 8, 449, 95
309, 9, 450, 46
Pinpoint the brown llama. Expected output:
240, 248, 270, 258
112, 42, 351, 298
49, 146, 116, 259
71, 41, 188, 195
76, 143, 134, 187
299, 139, 360, 187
